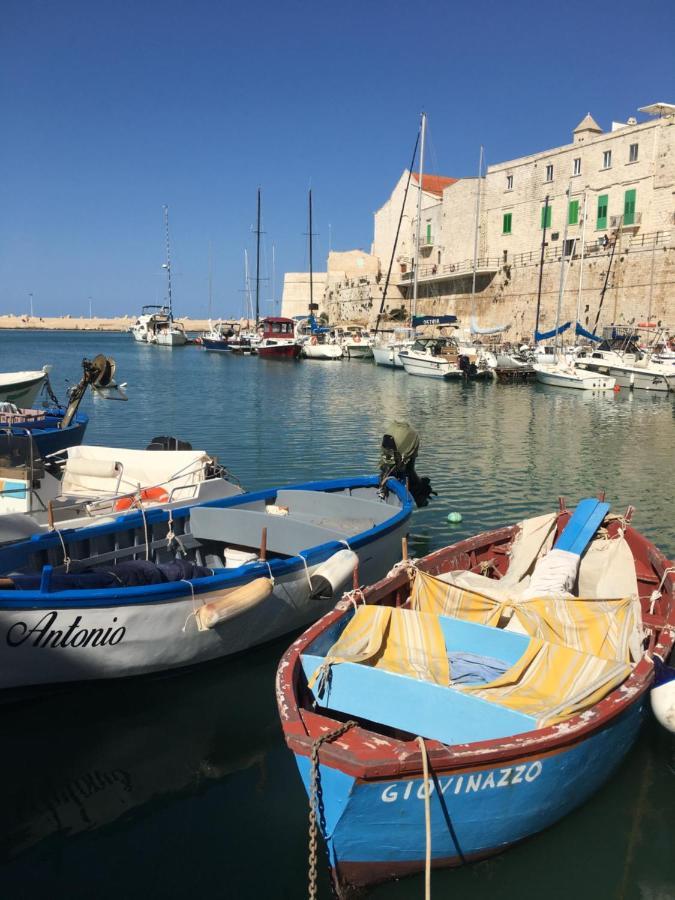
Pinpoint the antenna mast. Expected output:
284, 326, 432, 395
412, 111, 426, 321
309, 189, 314, 317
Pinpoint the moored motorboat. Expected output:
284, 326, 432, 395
0, 367, 51, 407
372, 328, 415, 369
257, 317, 302, 359
277, 500, 674, 894
0, 437, 243, 541
340, 328, 374, 359
0, 474, 412, 696
1, 406, 88, 457
399, 337, 464, 379
534, 362, 615, 390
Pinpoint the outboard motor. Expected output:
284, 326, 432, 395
378, 420, 436, 508
146, 436, 193, 451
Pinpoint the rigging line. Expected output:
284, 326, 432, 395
373, 125, 422, 335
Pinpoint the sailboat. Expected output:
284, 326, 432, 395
300, 190, 343, 360
534, 187, 614, 391
398, 114, 469, 380
132, 207, 187, 346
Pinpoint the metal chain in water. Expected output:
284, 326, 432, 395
308, 720, 356, 900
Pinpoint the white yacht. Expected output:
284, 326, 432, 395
534, 361, 615, 391
131, 305, 186, 345
574, 342, 673, 392
372, 327, 415, 369
399, 337, 464, 379
0, 367, 51, 407
340, 328, 374, 359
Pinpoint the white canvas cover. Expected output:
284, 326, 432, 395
62, 446, 210, 498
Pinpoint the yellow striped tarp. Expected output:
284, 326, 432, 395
411, 570, 639, 663
309, 605, 449, 688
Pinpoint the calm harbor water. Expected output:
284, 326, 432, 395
0, 330, 673, 899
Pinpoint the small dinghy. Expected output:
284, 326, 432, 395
0, 475, 411, 697
277, 498, 674, 895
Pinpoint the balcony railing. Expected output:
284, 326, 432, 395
399, 257, 501, 282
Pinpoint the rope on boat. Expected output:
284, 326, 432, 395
53, 528, 72, 574
416, 736, 432, 900
307, 720, 356, 900
649, 566, 675, 615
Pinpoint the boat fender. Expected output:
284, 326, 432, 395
196, 577, 274, 630
310, 336, 318, 345
353, 334, 361, 343
650, 658, 675, 733
309, 549, 359, 601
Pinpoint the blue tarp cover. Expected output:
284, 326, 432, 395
535, 321, 572, 342
575, 322, 602, 342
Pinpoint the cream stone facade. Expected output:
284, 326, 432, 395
317, 103, 675, 336
280, 272, 328, 320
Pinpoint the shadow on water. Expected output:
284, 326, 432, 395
0, 331, 674, 898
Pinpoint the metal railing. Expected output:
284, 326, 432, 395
399, 257, 501, 282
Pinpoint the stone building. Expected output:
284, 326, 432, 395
322, 102, 675, 338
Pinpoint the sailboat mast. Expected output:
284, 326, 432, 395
255, 188, 261, 326
208, 239, 213, 321
412, 111, 426, 321
575, 190, 588, 327
163, 205, 173, 320
308, 189, 313, 317
554, 185, 572, 357
534, 195, 550, 341
470, 146, 484, 312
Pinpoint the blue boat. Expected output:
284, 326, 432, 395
0, 474, 412, 696
277, 501, 675, 894
2, 407, 88, 457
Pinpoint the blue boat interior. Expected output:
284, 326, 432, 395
301, 613, 538, 745
0, 479, 408, 594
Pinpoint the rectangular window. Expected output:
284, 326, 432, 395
541, 205, 552, 229
502, 212, 512, 234
506, 174, 513, 190
568, 200, 579, 225
426, 222, 432, 244
623, 189, 636, 226
573, 157, 581, 176
602, 150, 612, 169
629, 143, 638, 162
597, 194, 608, 230
564, 238, 576, 257
545, 164, 553, 182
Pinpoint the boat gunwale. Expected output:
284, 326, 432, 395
276, 517, 675, 779
0, 475, 412, 608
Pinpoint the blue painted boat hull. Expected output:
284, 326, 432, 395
202, 338, 232, 352
294, 700, 645, 890
10, 408, 88, 456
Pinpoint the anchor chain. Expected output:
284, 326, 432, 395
308, 720, 356, 900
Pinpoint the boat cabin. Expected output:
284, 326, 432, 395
260, 317, 295, 339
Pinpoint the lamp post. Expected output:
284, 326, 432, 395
28, 292, 34, 317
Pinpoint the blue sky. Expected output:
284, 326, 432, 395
1, 0, 673, 319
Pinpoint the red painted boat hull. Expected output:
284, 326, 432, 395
257, 342, 301, 359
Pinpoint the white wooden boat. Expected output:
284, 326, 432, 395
372, 328, 415, 369
534, 362, 615, 391
0, 367, 50, 407
0, 475, 412, 695
0, 439, 243, 543
302, 336, 343, 360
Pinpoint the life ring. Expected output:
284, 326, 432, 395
310, 336, 318, 345
353, 334, 361, 343
115, 486, 170, 512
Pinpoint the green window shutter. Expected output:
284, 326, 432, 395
597, 194, 608, 230
541, 205, 552, 229
426, 223, 432, 243
503, 213, 512, 234
568, 200, 579, 226
624, 189, 636, 226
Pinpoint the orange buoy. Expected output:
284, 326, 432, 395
115, 486, 170, 512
